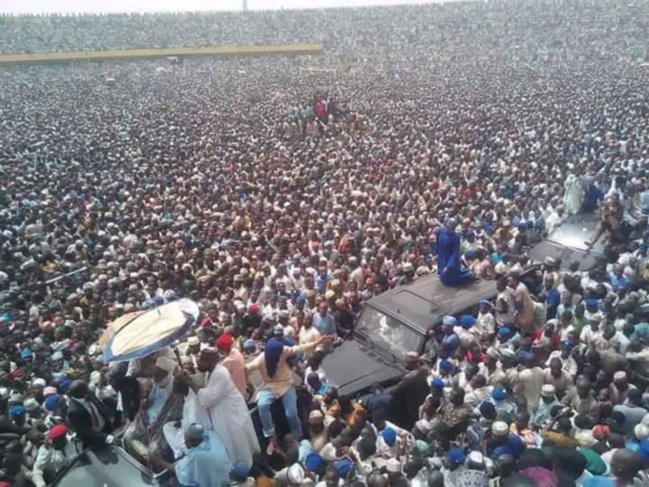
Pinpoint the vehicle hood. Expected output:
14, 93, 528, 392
321, 339, 404, 398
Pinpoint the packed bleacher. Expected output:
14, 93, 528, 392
0, 0, 648, 62
1, 1, 649, 486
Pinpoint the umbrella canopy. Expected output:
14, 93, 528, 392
101, 299, 199, 362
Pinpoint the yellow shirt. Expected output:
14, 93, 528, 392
246, 341, 319, 399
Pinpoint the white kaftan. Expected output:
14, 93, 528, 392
197, 364, 259, 468
563, 174, 583, 216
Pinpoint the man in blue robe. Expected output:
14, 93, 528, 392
147, 423, 231, 487
437, 219, 473, 286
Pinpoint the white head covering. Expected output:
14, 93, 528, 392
287, 464, 305, 484
155, 356, 176, 374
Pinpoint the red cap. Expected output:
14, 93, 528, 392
215, 334, 234, 349
48, 424, 68, 440
248, 304, 260, 314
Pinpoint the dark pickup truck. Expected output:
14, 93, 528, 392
321, 273, 498, 398
322, 214, 605, 398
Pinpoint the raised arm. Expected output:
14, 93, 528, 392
284, 335, 333, 357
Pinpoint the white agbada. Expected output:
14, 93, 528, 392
563, 174, 584, 216
197, 364, 260, 467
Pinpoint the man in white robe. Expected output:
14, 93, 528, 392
563, 174, 584, 216
175, 348, 259, 468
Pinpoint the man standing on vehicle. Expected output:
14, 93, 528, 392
66, 380, 114, 449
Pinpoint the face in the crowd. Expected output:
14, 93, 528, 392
514, 412, 529, 431
197, 353, 218, 373
613, 375, 628, 391
550, 360, 562, 378
152, 366, 169, 384
576, 380, 591, 399
449, 388, 464, 406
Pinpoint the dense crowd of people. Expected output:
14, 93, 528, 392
2, 0, 649, 485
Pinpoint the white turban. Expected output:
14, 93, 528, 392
155, 356, 176, 374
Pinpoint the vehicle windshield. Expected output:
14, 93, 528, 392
54, 447, 167, 487
356, 306, 423, 358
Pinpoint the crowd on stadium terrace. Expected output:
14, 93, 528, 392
0, 0, 648, 61
2, 0, 649, 486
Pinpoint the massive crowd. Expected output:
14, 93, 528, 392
1, 0, 649, 485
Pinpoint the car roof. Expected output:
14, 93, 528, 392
366, 275, 497, 334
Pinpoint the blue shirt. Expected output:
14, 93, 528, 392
611, 274, 630, 291
175, 432, 231, 487
315, 274, 331, 294
313, 313, 336, 336
441, 333, 460, 352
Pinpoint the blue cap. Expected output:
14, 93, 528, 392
561, 340, 574, 349
305, 453, 325, 475
443, 334, 460, 350
492, 387, 506, 401
584, 298, 599, 309
465, 250, 476, 259
59, 379, 73, 392
381, 427, 397, 446
243, 339, 255, 349
20, 348, 33, 360
517, 350, 532, 362
335, 458, 353, 478
448, 448, 466, 465
442, 316, 457, 327
44, 394, 60, 411
431, 378, 445, 389
491, 252, 501, 264
639, 438, 649, 460
9, 405, 25, 417
440, 360, 454, 373
478, 300, 493, 308
498, 326, 513, 338
460, 315, 476, 329
230, 462, 250, 479
296, 295, 306, 304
